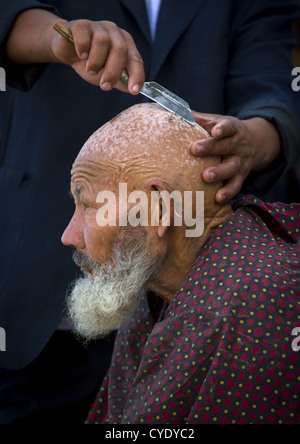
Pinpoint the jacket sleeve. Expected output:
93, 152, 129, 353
226, 0, 300, 195
0, 0, 60, 91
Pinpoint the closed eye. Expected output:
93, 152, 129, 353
82, 202, 90, 211
69, 189, 90, 208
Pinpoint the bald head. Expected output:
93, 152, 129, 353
76, 103, 221, 194
79, 103, 209, 161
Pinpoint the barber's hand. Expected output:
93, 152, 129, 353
190, 112, 281, 204
51, 19, 145, 94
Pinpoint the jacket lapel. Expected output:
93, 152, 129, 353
150, 0, 207, 79
119, 0, 152, 44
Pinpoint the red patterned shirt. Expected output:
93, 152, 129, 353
87, 196, 300, 424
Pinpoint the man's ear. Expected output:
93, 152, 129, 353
148, 179, 176, 239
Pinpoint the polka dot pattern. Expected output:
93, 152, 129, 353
87, 196, 300, 424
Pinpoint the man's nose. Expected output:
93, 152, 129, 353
61, 213, 85, 250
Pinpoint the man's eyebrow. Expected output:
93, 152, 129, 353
69, 186, 83, 201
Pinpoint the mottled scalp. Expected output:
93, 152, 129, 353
76, 103, 221, 192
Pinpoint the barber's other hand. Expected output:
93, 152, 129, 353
190, 113, 281, 204
51, 19, 145, 94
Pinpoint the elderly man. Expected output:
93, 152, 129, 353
62, 104, 300, 424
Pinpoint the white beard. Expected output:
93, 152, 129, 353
67, 233, 163, 342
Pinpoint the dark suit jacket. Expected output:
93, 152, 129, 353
0, 0, 300, 369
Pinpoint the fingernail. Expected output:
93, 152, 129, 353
208, 172, 216, 181
216, 128, 223, 138
81, 52, 88, 60
196, 144, 205, 154
219, 194, 226, 203
132, 84, 140, 93
88, 70, 98, 76
101, 82, 112, 90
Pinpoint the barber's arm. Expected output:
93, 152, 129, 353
190, 0, 300, 203
2, 5, 144, 94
